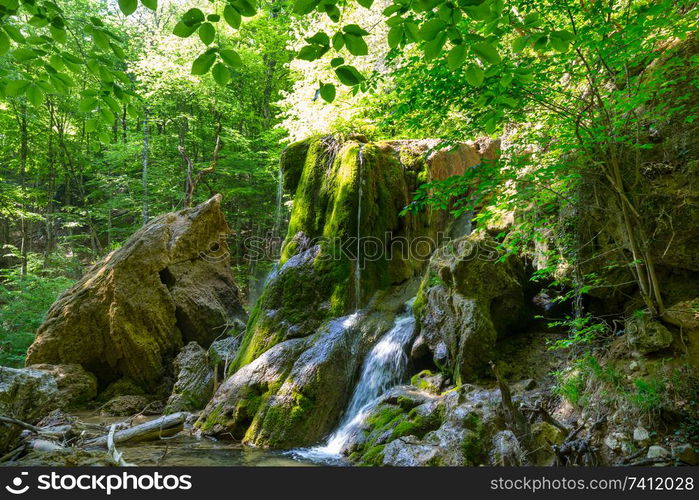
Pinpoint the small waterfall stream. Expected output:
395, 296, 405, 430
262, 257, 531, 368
297, 300, 416, 460
354, 146, 364, 310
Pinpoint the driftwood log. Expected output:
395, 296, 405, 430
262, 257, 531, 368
85, 412, 187, 448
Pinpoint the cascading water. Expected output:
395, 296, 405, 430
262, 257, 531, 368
296, 300, 416, 461
272, 164, 284, 239
354, 146, 364, 310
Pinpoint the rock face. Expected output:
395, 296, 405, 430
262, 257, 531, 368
31, 364, 97, 408
26, 195, 247, 392
413, 231, 526, 383
165, 342, 214, 413
0, 367, 59, 452
625, 312, 673, 354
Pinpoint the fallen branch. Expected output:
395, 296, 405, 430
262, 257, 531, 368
0, 415, 42, 433
85, 412, 187, 448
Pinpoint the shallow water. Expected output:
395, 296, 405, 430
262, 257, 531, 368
71, 411, 315, 467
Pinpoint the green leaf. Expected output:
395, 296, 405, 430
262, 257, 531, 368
212, 63, 230, 85
191, 52, 216, 75
330, 57, 344, 67
344, 34, 368, 56
332, 32, 344, 51
335, 65, 364, 86
387, 26, 403, 49
549, 36, 569, 53
319, 83, 336, 102
223, 6, 241, 29
0, 30, 9, 56
199, 23, 215, 45
79, 96, 99, 112
173, 22, 197, 38
512, 36, 527, 53
110, 42, 125, 59
356, 0, 373, 7
447, 44, 466, 70
233, 0, 256, 17
92, 30, 110, 51
424, 32, 446, 60
13, 48, 37, 61
324, 4, 340, 22
141, 0, 157, 10
294, 0, 320, 14
85, 118, 98, 133
207, 14, 221, 22
5, 80, 30, 97
419, 19, 446, 41
26, 85, 43, 106
3, 26, 25, 44
343, 24, 369, 36
297, 45, 320, 61
49, 26, 66, 44
472, 41, 501, 64
306, 31, 329, 46
404, 22, 420, 43
523, 12, 541, 27
118, 0, 138, 16
464, 64, 484, 86
100, 107, 116, 124
219, 49, 242, 67
182, 8, 205, 26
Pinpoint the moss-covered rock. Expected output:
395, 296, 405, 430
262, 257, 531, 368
412, 231, 526, 383
26, 195, 247, 392
165, 342, 214, 413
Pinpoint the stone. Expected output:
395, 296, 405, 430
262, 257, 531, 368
633, 426, 651, 446
530, 421, 565, 466
0, 367, 59, 453
208, 336, 240, 368
604, 432, 629, 453
415, 231, 526, 382
625, 312, 673, 354
647, 445, 670, 459
26, 195, 247, 392
490, 430, 524, 466
671, 444, 699, 465
165, 342, 214, 413
30, 364, 97, 408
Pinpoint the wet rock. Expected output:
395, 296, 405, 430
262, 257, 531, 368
410, 370, 445, 395
415, 231, 526, 382
633, 426, 651, 446
0, 367, 59, 453
100, 395, 152, 417
672, 444, 699, 465
26, 195, 246, 392
208, 336, 240, 369
98, 378, 145, 402
31, 364, 97, 408
604, 432, 630, 453
626, 312, 673, 354
165, 342, 214, 413
197, 337, 310, 439
491, 430, 524, 466
647, 445, 670, 459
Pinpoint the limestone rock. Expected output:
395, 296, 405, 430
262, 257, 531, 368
0, 367, 59, 452
31, 364, 97, 408
626, 312, 673, 354
491, 430, 525, 466
165, 342, 214, 413
26, 195, 246, 392
633, 426, 651, 446
415, 231, 526, 382
530, 421, 565, 466
647, 445, 670, 459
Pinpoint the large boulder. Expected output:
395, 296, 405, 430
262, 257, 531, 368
625, 312, 674, 354
26, 195, 247, 392
0, 367, 59, 452
413, 231, 526, 383
165, 342, 214, 413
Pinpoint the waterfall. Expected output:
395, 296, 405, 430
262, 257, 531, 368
355, 146, 364, 310
297, 300, 416, 460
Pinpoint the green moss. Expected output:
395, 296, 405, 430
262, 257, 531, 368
280, 138, 311, 194
358, 444, 386, 466
460, 414, 487, 465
